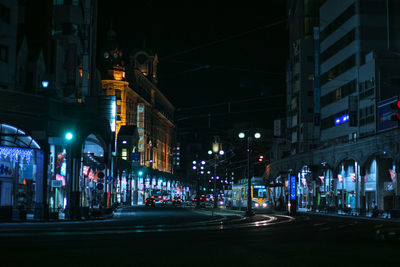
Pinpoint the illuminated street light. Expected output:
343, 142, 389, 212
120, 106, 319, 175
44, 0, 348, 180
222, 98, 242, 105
219, 150, 225, 155
201, 160, 206, 165
208, 150, 212, 155
65, 132, 73, 141
192, 160, 197, 165
254, 132, 261, 139
238, 132, 245, 139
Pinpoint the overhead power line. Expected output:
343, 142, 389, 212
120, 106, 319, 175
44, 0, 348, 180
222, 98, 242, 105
160, 19, 286, 61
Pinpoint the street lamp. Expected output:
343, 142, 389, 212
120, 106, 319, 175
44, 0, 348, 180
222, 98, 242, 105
238, 131, 261, 217
211, 139, 224, 209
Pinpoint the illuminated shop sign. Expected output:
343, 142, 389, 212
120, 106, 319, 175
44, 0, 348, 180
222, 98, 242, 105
253, 185, 266, 189
290, 176, 296, 200
82, 166, 90, 176
334, 114, 349, 125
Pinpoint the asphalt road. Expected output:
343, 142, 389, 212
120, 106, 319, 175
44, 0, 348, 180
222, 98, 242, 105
1, 206, 399, 267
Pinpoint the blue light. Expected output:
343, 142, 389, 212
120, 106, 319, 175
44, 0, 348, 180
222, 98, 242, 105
253, 185, 265, 189
334, 114, 349, 126
42, 81, 49, 88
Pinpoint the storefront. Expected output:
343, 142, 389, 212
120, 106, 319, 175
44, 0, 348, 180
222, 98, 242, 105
0, 123, 42, 220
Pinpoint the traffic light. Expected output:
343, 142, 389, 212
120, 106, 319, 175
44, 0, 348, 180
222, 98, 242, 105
390, 100, 400, 121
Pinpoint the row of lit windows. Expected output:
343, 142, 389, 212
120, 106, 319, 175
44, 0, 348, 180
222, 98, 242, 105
320, 80, 356, 107
321, 54, 356, 85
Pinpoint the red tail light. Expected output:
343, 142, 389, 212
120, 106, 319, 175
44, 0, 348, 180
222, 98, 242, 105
172, 199, 175, 201
206, 198, 209, 201
145, 200, 147, 203
158, 196, 162, 199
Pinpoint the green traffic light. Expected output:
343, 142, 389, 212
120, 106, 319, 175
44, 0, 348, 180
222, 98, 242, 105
65, 132, 73, 140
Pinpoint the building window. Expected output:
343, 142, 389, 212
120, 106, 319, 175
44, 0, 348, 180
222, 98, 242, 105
321, 54, 356, 85
320, 3, 355, 42
321, 79, 356, 107
335, 88, 342, 100
0, 44, 8, 62
321, 109, 348, 130
0, 4, 10, 24
320, 29, 355, 63
359, 105, 375, 126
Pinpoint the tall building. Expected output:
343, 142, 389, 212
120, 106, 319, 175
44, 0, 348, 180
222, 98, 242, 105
286, 0, 321, 154
99, 30, 175, 174
268, 0, 400, 216
50, 0, 99, 100
319, 0, 400, 142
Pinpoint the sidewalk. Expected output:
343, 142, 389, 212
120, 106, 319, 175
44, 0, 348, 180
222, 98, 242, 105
296, 210, 400, 223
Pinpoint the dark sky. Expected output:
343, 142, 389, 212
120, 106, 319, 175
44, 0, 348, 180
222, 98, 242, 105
97, 2, 288, 132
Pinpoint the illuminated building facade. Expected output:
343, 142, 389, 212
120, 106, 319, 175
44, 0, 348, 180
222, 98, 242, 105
100, 31, 175, 174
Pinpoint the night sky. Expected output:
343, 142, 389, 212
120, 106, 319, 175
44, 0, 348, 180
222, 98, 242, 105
98, 2, 288, 129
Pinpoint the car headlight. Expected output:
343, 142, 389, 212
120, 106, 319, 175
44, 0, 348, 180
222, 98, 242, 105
254, 203, 259, 207
262, 203, 267, 208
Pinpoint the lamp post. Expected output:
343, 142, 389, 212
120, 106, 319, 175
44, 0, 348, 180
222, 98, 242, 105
210, 140, 224, 209
238, 131, 261, 217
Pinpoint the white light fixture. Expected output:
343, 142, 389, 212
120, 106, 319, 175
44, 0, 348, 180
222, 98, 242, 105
254, 132, 261, 139
201, 160, 206, 165
208, 150, 212, 155
219, 150, 224, 155
238, 132, 245, 139
192, 160, 197, 165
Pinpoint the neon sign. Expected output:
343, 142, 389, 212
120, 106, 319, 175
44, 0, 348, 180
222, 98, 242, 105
334, 114, 349, 125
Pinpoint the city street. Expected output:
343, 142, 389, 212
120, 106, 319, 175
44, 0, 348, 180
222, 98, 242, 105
1, 206, 399, 266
